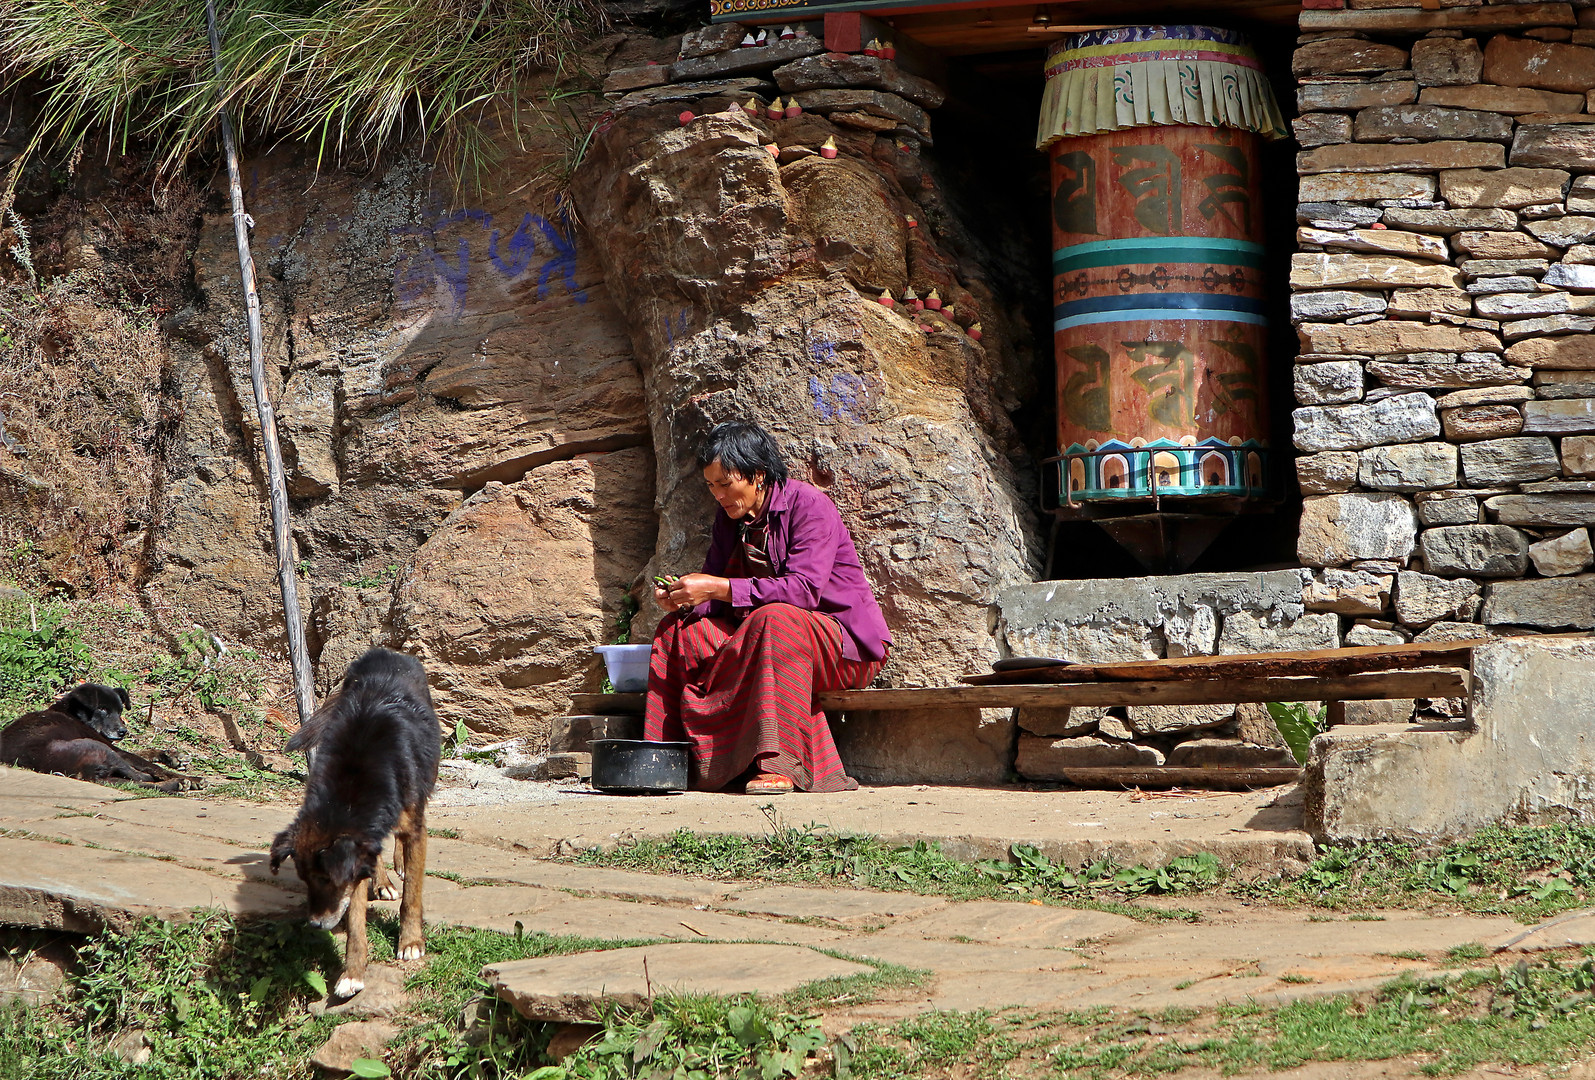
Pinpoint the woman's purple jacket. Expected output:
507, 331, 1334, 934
696, 478, 892, 663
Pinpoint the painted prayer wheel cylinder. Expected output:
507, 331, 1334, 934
1037, 26, 1286, 503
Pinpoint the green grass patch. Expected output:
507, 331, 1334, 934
0, 911, 338, 1080
9, 909, 1595, 1079
849, 1010, 1023, 1080
845, 962, 1595, 1079
574, 808, 1218, 918
1244, 822, 1595, 919
392, 923, 923, 1079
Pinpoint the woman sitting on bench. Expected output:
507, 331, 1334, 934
645, 420, 891, 794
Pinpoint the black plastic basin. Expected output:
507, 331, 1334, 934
590, 739, 690, 794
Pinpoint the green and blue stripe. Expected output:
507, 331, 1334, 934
1052, 236, 1265, 274
1053, 292, 1268, 332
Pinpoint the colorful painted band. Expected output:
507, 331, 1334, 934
1053, 308, 1269, 332
1055, 25, 1254, 50
1058, 437, 1267, 501
1051, 237, 1264, 273
1054, 292, 1269, 319
1045, 47, 1264, 76
712, 0, 947, 18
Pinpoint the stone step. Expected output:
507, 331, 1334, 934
538, 753, 592, 781
484, 943, 871, 1023
550, 714, 644, 753
569, 692, 645, 716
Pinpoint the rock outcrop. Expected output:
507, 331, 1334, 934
574, 95, 1039, 687
2, 30, 1043, 740
141, 133, 656, 737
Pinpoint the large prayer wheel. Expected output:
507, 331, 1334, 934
1038, 26, 1286, 509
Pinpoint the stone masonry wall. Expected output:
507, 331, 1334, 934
1291, 0, 1595, 658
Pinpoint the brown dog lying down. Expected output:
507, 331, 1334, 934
270, 647, 442, 1000
0, 683, 201, 792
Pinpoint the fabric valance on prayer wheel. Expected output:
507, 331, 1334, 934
1037, 25, 1287, 151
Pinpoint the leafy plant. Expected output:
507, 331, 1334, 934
0, 910, 337, 1080
539, 996, 828, 1080
1265, 701, 1327, 766
0, 594, 90, 722
345, 562, 400, 590
4, 206, 35, 284
610, 591, 639, 645
1492, 957, 1595, 1022
147, 628, 261, 713
1420, 852, 1486, 896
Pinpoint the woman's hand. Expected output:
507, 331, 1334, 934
666, 573, 730, 611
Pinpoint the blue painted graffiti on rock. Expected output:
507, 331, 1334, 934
810, 372, 870, 424
393, 207, 586, 317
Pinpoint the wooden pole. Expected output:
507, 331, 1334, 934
205, 0, 317, 725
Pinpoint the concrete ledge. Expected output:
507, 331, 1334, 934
1305, 636, 1595, 842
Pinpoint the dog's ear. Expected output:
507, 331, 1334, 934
284, 694, 340, 754
115, 687, 131, 712
269, 826, 297, 875
55, 686, 91, 722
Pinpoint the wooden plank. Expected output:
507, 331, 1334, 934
1040, 767, 1302, 790
569, 692, 645, 716
960, 639, 1487, 685
819, 668, 1470, 710
1299, 3, 1574, 34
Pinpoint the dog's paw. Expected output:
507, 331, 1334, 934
333, 976, 365, 1000
396, 942, 425, 962
371, 882, 400, 902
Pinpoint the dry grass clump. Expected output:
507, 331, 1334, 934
0, 269, 177, 596
0, 163, 200, 596
1, 0, 604, 194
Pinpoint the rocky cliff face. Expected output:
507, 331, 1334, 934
575, 78, 1040, 688
2, 27, 1043, 740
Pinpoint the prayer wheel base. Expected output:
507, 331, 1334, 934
1050, 499, 1278, 574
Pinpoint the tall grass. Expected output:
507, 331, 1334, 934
0, 0, 602, 193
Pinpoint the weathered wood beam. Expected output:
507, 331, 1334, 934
206, 0, 316, 725
817, 668, 1470, 710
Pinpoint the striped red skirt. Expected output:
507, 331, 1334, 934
643, 603, 884, 792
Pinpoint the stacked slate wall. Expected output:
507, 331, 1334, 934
1291, 0, 1595, 671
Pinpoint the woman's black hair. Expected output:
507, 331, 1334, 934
697, 421, 789, 485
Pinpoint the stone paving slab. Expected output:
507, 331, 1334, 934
420, 883, 576, 931
1492, 908, 1595, 951
431, 785, 1312, 867
427, 839, 732, 905
16, 814, 293, 890
874, 901, 1137, 946
844, 937, 1074, 974
0, 767, 126, 811
92, 796, 292, 847
716, 884, 948, 925
501, 895, 846, 945
1105, 906, 1518, 966
484, 943, 871, 1022
0, 836, 298, 932
0, 771, 1576, 1029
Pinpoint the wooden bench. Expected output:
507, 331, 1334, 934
570, 641, 1482, 788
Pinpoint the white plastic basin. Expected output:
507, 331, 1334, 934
593, 643, 652, 693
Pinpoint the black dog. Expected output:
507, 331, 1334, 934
269, 647, 441, 999
0, 684, 199, 792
